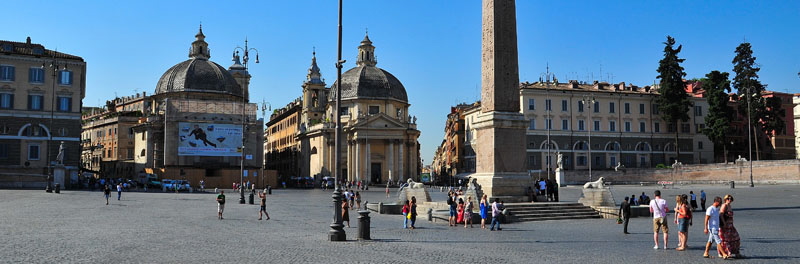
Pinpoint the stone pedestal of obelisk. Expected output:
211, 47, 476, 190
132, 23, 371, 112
471, 0, 529, 202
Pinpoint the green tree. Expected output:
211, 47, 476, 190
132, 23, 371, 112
699, 71, 733, 163
732, 42, 784, 159
655, 36, 692, 162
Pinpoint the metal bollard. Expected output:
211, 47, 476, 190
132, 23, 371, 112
378, 202, 383, 214
427, 208, 433, 221
357, 210, 371, 240
730, 181, 735, 189
54, 183, 60, 194
248, 191, 254, 204
268, 185, 272, 195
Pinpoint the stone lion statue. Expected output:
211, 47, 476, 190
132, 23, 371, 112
583, 177, 606, 189
407, 178, 424, 189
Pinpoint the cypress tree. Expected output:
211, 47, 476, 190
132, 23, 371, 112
655, 36, 692, 163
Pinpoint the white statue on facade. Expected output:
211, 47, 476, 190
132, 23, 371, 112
556, 152, 563, 170
56, 141, 65, 165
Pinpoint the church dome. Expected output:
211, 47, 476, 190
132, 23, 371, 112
330, 34, 408, 103
154, 26, 243, 97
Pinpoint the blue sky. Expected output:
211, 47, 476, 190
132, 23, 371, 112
5, 0, 799, 165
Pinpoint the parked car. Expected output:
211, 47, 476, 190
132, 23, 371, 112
162, 179, 192, 192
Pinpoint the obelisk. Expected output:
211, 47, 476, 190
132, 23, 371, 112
472, 0, 528, 202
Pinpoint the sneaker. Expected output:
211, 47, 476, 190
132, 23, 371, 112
653, 245, 659, 249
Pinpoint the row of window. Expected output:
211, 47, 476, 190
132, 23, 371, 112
0, 125, 68, 137
0, 66, 73, 85
528, 119, 706, 133
527, 99, 705, 117
0, 143, 39, 160
0, 93, 72, 111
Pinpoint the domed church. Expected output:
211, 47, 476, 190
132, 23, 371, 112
132, 26, 263, 188
295, 34, 421, 184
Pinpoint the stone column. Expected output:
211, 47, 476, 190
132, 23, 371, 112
365, 139, 371, 184
355, 139, 360, 183
388, 141, 394, 183
472, 0, 528, 202
398, 141, 404, 181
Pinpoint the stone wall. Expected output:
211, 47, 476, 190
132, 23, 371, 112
563, 160, 800, 185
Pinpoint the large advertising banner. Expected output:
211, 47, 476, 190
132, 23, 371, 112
178, 122, 242, 156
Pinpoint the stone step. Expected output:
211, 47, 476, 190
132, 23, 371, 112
501, 202, 602, 222
516, 215, 603, 221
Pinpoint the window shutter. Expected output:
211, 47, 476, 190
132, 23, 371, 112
27, 95, 32, 110
67, 97, 72, 112
9, 67, 14, 81
68, 71, 73, 85
28, 68, 34, 82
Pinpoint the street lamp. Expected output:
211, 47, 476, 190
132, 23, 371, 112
541, 65, 554, 183
329, 0, 346, 242
746, 87, 754, 187
581, 95, 596, 182
42, 56, 67, 192
233, 39, 259, 204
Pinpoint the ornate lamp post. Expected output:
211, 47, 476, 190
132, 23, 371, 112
330, 0, 346, 241
581, 95, 596, 182
233, 40, 259, 204
42, 56, 67, 192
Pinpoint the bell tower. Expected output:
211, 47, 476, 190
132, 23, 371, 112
301, 50, 326, 126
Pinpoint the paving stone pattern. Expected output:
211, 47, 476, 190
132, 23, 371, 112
1, 184, 799, 263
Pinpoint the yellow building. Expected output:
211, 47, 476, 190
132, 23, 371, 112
0, 37, 86, 188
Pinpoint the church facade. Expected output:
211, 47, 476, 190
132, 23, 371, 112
130, 27, 263, 188
269, 34, 421, 185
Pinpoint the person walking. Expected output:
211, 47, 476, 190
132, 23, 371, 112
690, 191, 698, 211
402, 200, 410, 229
619, 196, 631, 234
448, 192, 457, 227
700, 190, 707, 211
342, 198, 351, 228
385, 182, 391, 198
410, 196, 418, 229
116, 183, 123, 200
258, 190, 270, 220
489, 198, 502, 231
703, 196, 726, 259
720, 194, 743, 258
216, 190, 226, 220
649, 190, 670, 249
103, 185, 111, 205
464, 196, 474, 228
479, 194, 489, 229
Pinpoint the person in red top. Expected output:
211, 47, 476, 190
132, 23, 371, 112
402, 200, 410, 229
674, 195, 692, 251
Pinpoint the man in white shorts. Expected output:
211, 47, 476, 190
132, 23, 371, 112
703, 196, 725, 258
649, 190, 669, 249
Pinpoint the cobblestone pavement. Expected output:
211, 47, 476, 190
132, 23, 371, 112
1, 184, 798, 263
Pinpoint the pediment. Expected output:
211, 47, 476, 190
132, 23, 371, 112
352, 113, 406, 129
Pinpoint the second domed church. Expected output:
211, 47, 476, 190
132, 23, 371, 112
269, 34, 421, 185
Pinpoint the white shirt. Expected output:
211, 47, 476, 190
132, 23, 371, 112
649, 197, 668, 218
706, 205, 720, 230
